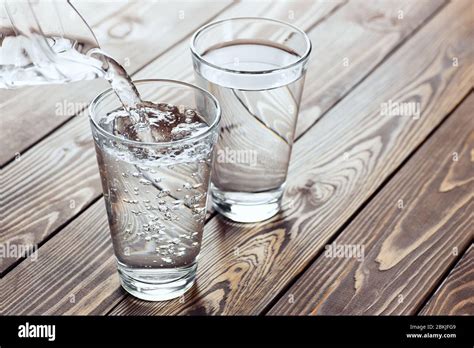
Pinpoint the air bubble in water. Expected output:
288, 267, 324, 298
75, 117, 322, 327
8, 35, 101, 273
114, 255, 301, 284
139, 178, 151, 185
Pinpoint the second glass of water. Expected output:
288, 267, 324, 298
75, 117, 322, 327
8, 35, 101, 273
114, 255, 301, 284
191, 17, 311, 222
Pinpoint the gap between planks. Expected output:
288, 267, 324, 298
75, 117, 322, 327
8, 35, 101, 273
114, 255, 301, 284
416, 242, 474, 315
267, 88, 474, 315
264, 88, 474, 315
0, 1, 238, 278
110, 0, 469, 315
0, 0, 238, 168
295, 0, 449, 142
0, 0, 348, 275
1, 0, 462, 316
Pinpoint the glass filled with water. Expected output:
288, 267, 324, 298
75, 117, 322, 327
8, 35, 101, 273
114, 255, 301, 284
191, 17, 311, 222
89, 80, 220, 301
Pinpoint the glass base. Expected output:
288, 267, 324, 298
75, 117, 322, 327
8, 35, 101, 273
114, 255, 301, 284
211, 184, 284, 223
117, 260, 197, 301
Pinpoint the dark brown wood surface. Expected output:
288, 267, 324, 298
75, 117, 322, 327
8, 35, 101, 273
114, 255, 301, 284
110, 0, 473, 315
268, 92, 474, 315
0, 0, 443, 274
0, 0, 346, 274
420, 244, 474, 315
0, 0, 472, 316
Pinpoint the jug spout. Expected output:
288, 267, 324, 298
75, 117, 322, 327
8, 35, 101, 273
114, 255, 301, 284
0, 0, 104, 88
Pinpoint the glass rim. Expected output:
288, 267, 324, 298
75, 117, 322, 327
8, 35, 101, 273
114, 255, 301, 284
190, 17, 312, 75
89, 79, 221, 147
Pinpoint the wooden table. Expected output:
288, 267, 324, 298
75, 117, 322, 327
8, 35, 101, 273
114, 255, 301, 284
1, 0, 473, 316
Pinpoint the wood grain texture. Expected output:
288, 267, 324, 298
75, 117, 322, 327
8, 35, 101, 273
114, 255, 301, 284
0, 0, 345, 274
71, 0, 130, 25
419, 244, 474, 315
0, 0, 345, 312
0, 200, 124, 315
3, 0, 464, 315
0, 0, 234, 165
110, 0, 474, 315
294, 0, 447, 139
0, 0, 234, 274
0, 0, 443, 275
133, 0, 448, 140
269, 92, 474, 315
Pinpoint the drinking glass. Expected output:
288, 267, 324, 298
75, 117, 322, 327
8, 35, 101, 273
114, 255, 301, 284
191, 17, 311, 222
89, 79, 220, 301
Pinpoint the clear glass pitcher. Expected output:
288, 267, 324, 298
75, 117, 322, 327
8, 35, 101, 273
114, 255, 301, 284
0, 0, 105, 88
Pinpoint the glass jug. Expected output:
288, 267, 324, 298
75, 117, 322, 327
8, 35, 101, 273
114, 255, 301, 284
0, 0, 104, 88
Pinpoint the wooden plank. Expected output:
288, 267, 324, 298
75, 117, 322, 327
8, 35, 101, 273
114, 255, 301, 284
0, 0, 443, 275
0, 200, 122, 315
0, 0, 345, 274
419, 245, 474, 315
269, 92, 474, 315
0, 0, 234, 274
0, 0, 450, 310
71, 0, 130, 26
136, 0, 448, 140
0, 0, 346, 313
0, 0, 234, 165
109, 0, 473, 315
294, 0, 448, 139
